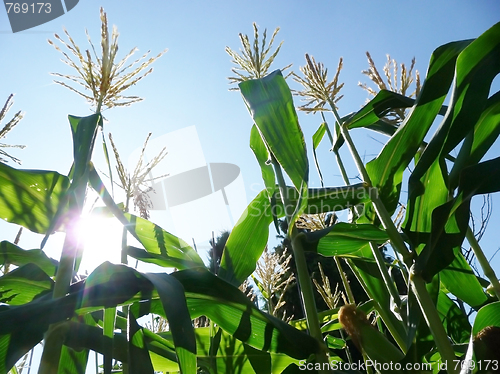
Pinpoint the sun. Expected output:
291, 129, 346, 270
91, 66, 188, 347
76, 208, 124, 274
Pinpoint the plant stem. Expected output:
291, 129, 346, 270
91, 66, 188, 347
326, 101, 458, 370
346, 259, 407, 353
466, 227, 500, 300
368, 188, 414, 266
39, 116, 101, 374
334, 257, 355, 304
121, 197, 130, 374
410, 274, 458, 373
271, 156, 330, 371
39, 188, 87, 374
369, 242, 401, 310
103, 308, 116, 374
290, 231, 331, 370
326, 99, 414, 266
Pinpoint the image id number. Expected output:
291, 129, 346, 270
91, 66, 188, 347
5, 3, 51, 13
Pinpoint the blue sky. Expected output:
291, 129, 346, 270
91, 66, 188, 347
1, 0, 500, 372
1, 0, 500, 273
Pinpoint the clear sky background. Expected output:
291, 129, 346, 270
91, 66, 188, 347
1, 0, 500, 275
1, 0, 500, 372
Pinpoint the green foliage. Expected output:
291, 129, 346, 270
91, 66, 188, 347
0, 18, 499, 374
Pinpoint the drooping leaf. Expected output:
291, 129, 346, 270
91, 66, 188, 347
0, 163, 69, 234
58, 313, 99, 374
63, 321, 128, 364
81, 262, 153, 309
123, 213, 205, 270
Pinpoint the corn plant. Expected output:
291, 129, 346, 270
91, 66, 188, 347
0, 94, 25, 165
223, 21, 500, 373
1, 13, 500, 374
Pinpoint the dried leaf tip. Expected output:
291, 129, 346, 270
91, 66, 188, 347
48, 7, 167, 113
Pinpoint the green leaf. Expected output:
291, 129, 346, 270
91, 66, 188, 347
239, 70, 308, 191
345, 90, 414, 130
450, 90, 500, 182
171, 268, 321, 360
0, 163, 69, 234
365, 39, 471, 217
157, 326, 305, 374
58, 345, 89, 374
312, 123, 328, 186
403, 155, 449, 249
433, 22, 500, 174
88, 166, 205, 270
250, 124, 276, 199
82, 263, 196, 373
68, 114, 102, 184
325, 335, 345, 350
142, 329, 179, 372
128, 313, 154, 374
408, 24, 500, 280
220, 184, 372, 286
470, 301, 500, 363
141, 273, 196, 374
0, 292, 79, 372
472, 301, 500, 335
315, 223, 389, 257
0, 263, 53, 305
436, 291, 471, 344
0, 241, 57, 276
81, 262, 153, 309
41, 114, 103, 250
416, 156, 500, 280
346, 257, 408, 353
123, 213, 205, 270
439, 249, 488, 309
63, 321, 128, 362
219, 188, 273, 287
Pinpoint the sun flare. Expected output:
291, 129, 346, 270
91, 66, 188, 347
76, 210, 124, 274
